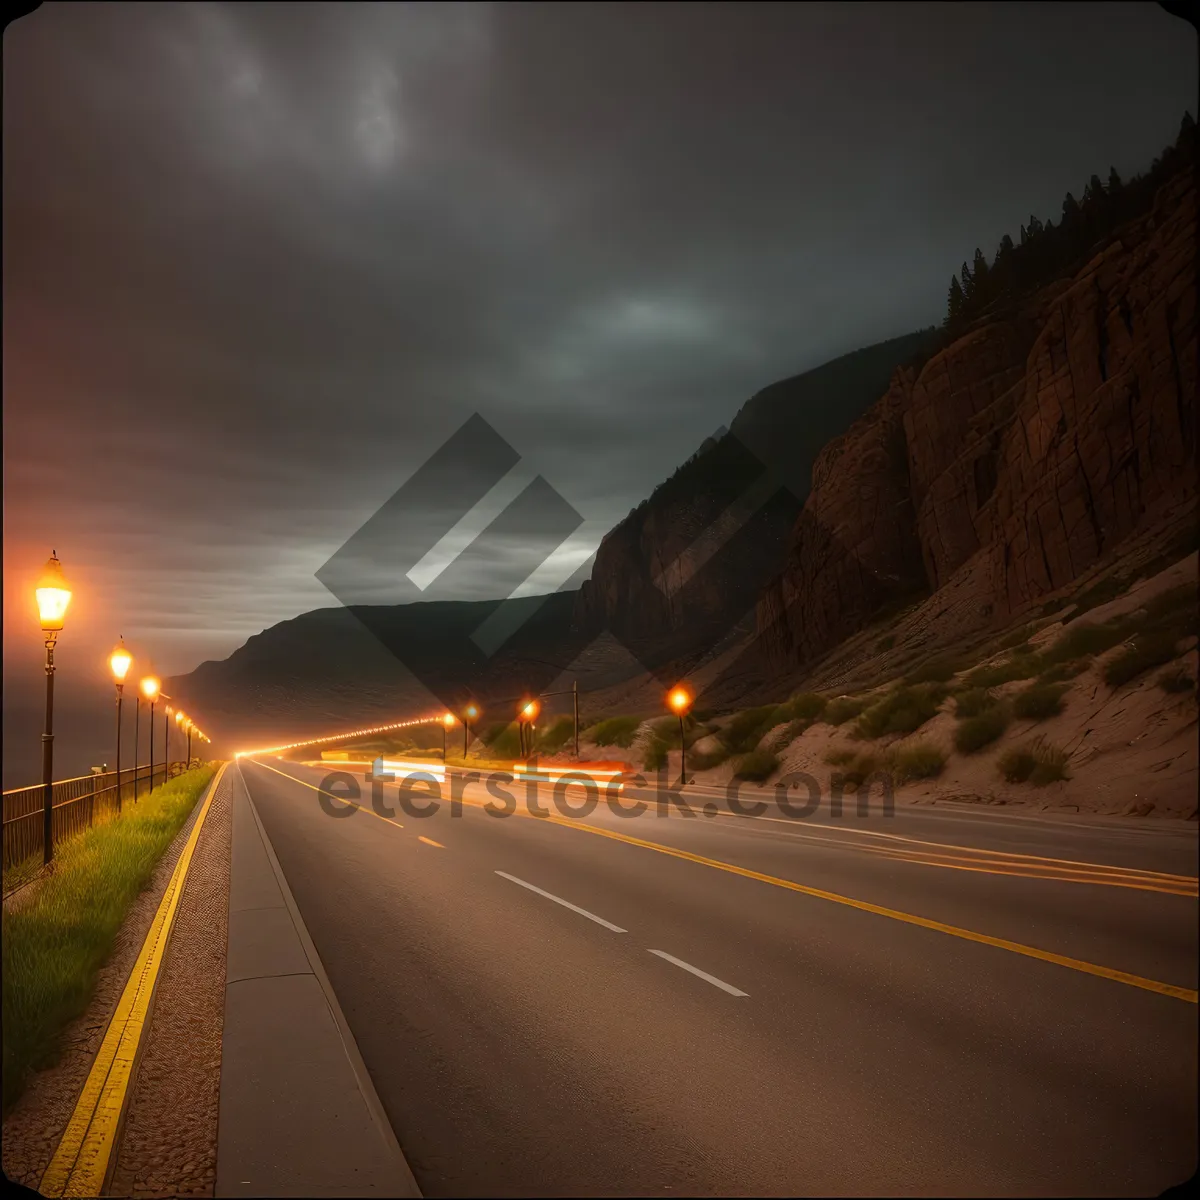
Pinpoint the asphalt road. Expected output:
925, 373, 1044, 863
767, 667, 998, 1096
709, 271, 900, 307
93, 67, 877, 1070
238, 757, 1198, 1197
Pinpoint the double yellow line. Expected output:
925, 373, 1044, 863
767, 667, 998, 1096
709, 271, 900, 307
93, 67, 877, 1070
850, 840, 1198, 895
697, 807, 1198, 895
41, 763, 228, 1199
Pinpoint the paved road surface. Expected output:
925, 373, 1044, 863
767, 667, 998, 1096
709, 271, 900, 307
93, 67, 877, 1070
238, 757, 1198, 1197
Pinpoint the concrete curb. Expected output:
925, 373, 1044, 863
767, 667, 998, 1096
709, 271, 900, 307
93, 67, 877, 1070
215, 763, 420, 1198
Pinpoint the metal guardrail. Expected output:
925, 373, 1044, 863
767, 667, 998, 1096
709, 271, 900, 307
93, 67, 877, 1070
2, 759, 201, 872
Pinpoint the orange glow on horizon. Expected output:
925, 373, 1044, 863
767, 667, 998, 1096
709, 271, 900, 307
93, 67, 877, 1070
233, 713, 452, 760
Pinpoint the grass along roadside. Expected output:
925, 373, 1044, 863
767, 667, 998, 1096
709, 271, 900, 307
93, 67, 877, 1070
2, 764, 217, 1113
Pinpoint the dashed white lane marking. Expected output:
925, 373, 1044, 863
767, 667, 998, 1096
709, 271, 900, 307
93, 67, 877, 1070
495, 871, 627, 933
647, 949, 749, 997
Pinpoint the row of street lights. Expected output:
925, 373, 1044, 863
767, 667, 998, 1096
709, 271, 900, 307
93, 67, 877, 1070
108, 640, 210, 805
440, 683, 693, 772
34, 551, 211, 864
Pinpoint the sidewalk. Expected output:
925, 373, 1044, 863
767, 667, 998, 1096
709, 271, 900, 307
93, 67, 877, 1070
216, 764, 420, 1198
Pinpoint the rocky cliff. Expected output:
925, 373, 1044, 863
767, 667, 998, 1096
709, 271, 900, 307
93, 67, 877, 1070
573, 329, 939, 677
760, 165, 1197, 670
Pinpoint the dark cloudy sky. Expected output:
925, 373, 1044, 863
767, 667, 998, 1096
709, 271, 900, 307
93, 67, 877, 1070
2, 1, 1194, 778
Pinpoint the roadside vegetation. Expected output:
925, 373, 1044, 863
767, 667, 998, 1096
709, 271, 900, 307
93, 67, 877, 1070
823, 696, 867, 726
481, 721, 522, 759
893, 742, 947, 781
1158, 666, 1196, 694
953, 697, 1010, 753
536, 715, 576, 755
963, 579, 1196, 694
1036, 658, 1092, 684
1012, 682, 1069, 720
641, 714, 705, 772
998, 739, 1071, 786
823, 741, 945, 787
584, 715, 642, 748
1103, 630, 1190, 688
3, 764, 217, 1112
853, 683, 947, 740
587, 570, 1195, 792
731, 749, 780, 782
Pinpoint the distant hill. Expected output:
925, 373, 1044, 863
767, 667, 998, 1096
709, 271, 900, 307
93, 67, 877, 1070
172, 328, 940, 740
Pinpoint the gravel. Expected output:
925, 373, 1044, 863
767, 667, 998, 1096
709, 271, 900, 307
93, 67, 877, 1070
108, 769, 232, 1199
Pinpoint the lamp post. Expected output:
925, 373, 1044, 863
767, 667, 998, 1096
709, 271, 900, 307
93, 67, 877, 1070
667, 684, 694, 787
519, 698, 540, 758
175, 710, 185, 771
109, 638, 133, 813
133, 693, 141, 800
185, 717, 193, 767
162, 698, 172, 779
463, 703, 479, 757
141, 676, 160, 790
36, 552, 72, 865
441, 712, 455, 761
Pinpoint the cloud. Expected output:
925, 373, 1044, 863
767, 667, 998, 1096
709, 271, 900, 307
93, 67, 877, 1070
2, 0, 1195, 709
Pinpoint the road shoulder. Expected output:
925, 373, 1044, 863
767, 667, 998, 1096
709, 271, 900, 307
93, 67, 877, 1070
216, 762, 420, 1198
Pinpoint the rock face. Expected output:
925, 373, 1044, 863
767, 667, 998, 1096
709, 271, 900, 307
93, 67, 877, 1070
574, 329, 939, 673
760, 167, 1197, 670
758, 369, 927, 666
986, 170, 1196, 613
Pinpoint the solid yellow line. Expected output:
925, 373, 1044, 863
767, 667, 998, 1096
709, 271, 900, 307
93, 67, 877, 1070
250, 760, 1198, 1002
41, 762, 228, 1199
418, 836, 444, 849
539, 814, 1199, 1004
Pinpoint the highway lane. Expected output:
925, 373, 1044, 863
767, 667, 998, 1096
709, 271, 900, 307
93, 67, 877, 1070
238, 757, 1198, 1197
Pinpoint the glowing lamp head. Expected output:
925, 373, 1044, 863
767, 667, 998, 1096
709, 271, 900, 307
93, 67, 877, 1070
175, 710, 184, 725
521, 699, 540, 721
464, 703, 479, 721
668, 685, 693, 715
109, 637, 133, 683
442, 712, 456, 728
140, 675, 160, 701
36, 551, 72, 632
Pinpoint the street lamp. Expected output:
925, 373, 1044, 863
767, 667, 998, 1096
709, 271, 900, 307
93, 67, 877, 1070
667, 684, 694, 786
109, 637, 133, 813
161, 697, 172, 778
518, 698, 540, 758
141, 676, 160, 791
441, 712, 455, 761
463, 702, 480, 757
36, 551, 72, 864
